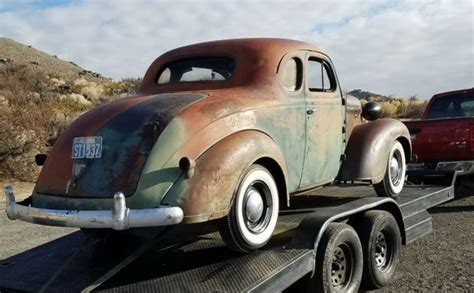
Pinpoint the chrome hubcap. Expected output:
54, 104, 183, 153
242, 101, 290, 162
390, 151, 402, 186
245, 187, 264, 223
375, 232, 388, 268
243, 182, 272, 233
331, 246, 348, 288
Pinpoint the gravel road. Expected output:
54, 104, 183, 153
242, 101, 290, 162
0, 180, 472, 291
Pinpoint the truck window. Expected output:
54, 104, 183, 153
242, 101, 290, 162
308, 58, 335, 92
280, 57, 302, 91
157, 57, 235, 84
427, 94, 474, 118
460, 100, 474, 116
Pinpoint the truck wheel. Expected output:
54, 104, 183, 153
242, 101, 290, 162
219, 164, 279, 253
374, 140, 406, 197
304, 223, 363, 293
356, 210, 401, 289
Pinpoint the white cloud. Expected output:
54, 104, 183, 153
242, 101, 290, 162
1, 0, 472, 98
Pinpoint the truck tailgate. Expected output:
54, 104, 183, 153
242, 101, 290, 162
405, 117, 474, 162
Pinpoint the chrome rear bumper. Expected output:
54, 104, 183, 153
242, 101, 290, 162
436, 160, 474, 174
408, 160, 474, 175
4, 186, 183, 230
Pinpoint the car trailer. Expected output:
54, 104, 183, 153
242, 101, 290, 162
0, 172, 458, 292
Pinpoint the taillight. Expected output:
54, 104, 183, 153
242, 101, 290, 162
409, 128, 421, 142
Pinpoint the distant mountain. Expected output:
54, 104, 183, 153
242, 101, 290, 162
0, 37, 106, 81
348, 89, 390, 101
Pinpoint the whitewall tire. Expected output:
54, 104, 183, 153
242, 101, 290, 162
375, 141, 406, 198
219, 164, 279, 253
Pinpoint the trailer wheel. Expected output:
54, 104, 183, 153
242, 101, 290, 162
219, 164, 279, 253
356, 210, 401, 289
374, 140, 406, 198
304, 223, 363, 293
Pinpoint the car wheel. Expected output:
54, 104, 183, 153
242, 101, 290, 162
304, 223, 363, 293
356, 210, 401, 289
219, 164, 279, 253
375, 140, 406, 197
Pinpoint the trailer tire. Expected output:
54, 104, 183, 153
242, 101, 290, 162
356, 210, 401, 289
374, 140, 406, 198
219, 164, 279, 253
305, 223, 363, 293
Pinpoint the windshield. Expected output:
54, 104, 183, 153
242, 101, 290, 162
156, 57, 235, 84
426, 93, 474, 119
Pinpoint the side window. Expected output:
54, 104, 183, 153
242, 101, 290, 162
308, 58, 335, 92
280, 57, 302, 91
460, 97, 474, 116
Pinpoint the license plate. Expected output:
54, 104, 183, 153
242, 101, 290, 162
72, 137, 103, 159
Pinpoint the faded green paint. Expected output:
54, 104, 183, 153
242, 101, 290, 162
129, 118, 188, 208
29, 39, 410, 226
162, 130, 287, 223
299, 53, 345, 188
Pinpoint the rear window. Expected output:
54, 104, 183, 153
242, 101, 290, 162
427, 93, 474, 119
157, 57, 235, 84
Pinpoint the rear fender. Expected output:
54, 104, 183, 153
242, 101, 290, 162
339, 119, 411, 183
161, 130, 288, 224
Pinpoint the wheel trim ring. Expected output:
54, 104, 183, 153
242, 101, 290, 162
389, 149, 403, 186
243, 181, 272, 233
386, 142, 406, 195
234, 168, 279, 247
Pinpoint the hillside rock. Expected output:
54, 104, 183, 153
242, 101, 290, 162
59, 93, 92, 105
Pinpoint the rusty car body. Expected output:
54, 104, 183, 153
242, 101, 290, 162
5, 38, 411, 252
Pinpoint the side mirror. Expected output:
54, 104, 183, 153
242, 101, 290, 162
362, 102, 382, 121
35, 154, 47, 166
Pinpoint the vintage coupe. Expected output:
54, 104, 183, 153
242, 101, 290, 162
5, 39, 411, 252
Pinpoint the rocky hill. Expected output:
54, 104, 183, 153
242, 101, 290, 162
348, 89, 390, 100
0, 38, 141, 181
0, 37, 104, 81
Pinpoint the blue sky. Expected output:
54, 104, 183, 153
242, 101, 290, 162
1, 0, 473, 98
0, 0, 76, 12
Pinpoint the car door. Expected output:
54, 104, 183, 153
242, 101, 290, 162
299, 52, 345, 188
274, 51, 307, 192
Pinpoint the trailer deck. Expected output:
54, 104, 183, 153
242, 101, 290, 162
0, 174, 456, 292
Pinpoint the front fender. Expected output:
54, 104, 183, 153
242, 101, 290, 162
161, 130, 288, 224
339, 118, 411, 183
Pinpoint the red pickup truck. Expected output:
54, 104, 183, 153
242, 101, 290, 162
404, 88, 474, 176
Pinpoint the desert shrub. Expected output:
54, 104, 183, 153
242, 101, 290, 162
380, 101, 398, 118
0, 62, 142, 181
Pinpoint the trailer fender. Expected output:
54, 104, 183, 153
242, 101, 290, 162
161, 130, 288, 224
339, 118, 411, 184
292, 197, 405, 277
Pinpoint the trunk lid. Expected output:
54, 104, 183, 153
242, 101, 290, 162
35, 93, 207, 198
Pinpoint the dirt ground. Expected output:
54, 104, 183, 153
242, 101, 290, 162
0, 179, 472, 291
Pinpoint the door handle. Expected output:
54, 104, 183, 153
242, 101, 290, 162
306, 108, 316, 115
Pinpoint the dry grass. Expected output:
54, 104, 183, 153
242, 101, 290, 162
0, 62, 141, 181
361, 96, 428, 119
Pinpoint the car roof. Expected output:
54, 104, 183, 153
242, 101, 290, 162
140, 38, 322, 94
164, 38, 321, 56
